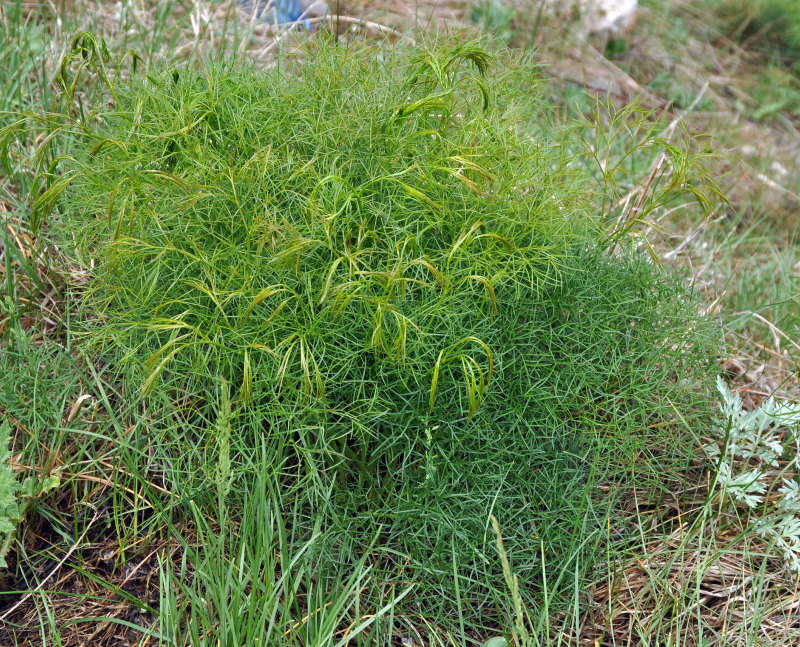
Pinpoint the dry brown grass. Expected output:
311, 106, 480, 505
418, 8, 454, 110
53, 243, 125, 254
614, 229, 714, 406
580, 447, 800, 645
586, 530, 800, 646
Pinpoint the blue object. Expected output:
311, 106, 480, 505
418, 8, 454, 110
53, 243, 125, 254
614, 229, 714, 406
239, 0, 306, 24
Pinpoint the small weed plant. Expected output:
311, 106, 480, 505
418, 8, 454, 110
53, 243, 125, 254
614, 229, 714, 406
0, 421, 20, 569
572, 98, 724, 262
706, 377, 800, 571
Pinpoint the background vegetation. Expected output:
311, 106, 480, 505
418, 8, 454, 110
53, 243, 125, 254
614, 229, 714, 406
0, 0, 798, 645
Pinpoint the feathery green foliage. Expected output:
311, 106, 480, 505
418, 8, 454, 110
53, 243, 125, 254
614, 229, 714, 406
42, 38, 585, 415
8, 35, 722, 636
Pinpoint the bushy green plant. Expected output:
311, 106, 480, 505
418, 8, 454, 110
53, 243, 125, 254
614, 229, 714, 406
40, 38, 585, 412
13, 35, 720, 631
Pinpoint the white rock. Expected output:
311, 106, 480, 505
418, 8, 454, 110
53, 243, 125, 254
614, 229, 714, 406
584, 0, 637, 35
770, 160, 789, 178
545, 0, 638, 37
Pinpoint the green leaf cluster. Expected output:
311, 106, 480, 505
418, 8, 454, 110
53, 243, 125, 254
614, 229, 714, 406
0, 421, 20, 569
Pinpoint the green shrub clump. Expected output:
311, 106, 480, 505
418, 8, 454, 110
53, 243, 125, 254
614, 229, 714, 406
28, 38, 716, 627
717, 0, 800, 62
